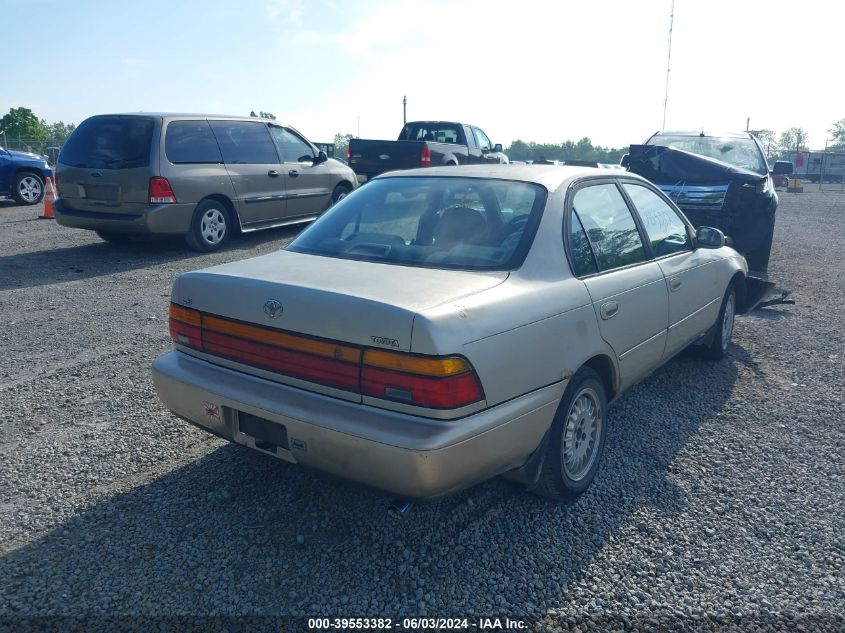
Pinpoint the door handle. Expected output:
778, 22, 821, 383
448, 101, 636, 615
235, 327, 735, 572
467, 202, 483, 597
669, 276, 682, 292
600, 301, 618, 320
288, 169, 299, 177
268, 170, 279, 177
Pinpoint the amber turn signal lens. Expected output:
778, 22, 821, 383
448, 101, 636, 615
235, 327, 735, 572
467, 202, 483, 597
363, 349, 470, 377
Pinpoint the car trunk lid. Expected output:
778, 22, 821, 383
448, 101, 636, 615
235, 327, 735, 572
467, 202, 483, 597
175, 250, 508, 352
172, 250, 507, 401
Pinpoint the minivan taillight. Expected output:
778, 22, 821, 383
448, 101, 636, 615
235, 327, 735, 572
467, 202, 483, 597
362, 349, 484, 409
150, 177, 176, 204
420, 147, 432, 167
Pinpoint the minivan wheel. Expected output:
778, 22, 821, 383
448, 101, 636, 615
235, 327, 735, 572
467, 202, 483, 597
331, 183, 351, 205
12, 172, 44, 205
186, 200, 231, 252
701, 285, 736, 360
530, 367, 608, 502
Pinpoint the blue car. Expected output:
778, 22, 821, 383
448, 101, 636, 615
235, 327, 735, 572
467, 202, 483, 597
0, 146, 53, 205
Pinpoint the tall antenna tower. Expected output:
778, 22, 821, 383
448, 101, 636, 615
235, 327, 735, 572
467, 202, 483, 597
662, 0, 675, 130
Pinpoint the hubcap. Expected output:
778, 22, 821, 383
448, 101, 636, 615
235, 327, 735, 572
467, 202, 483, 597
721, 292, 736, 351
562, 387, 603, 481
200, 208, 227, 245
19, 176, 42, 202
333, 190, 348, 205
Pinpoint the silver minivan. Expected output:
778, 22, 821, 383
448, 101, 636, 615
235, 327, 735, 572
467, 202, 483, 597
55, 114, 358, 251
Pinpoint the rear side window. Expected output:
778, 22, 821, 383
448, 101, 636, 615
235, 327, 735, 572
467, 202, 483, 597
623, 183, 690, 257
572, 183, 645, 271
399, 123, 462, 143
209, 121, 278, 164
165, 121, 222, 164
59, 116, 154, 169
568, 212, 598, 276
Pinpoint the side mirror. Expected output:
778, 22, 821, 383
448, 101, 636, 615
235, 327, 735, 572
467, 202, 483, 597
620, 153, 630, 168
493, 143, 503, 153
696, 226, 726, 249
312, 150, 328, 164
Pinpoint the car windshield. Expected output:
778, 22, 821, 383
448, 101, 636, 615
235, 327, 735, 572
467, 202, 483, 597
287, 176, 547, 271
648, 135, 767, 174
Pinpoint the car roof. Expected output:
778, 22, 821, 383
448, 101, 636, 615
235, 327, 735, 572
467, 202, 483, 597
375, 164, 646, 192
87, 112, 284, 124
651, 130, 755, 140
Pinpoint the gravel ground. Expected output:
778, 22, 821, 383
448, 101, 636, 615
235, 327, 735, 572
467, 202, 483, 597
0, 190, 843, 632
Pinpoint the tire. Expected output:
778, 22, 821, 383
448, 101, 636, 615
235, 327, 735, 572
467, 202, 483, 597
185, 199, 231, 252
530, 367, 608, 502
12, 172, 44, 205
701, 285, 737, 360
330, 183, 351, 206
96, 231, 130, 244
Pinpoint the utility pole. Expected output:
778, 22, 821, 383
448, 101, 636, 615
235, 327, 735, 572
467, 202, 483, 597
662, 0, 675, 130
746, 117, 750, 132
403, 96, 407, 125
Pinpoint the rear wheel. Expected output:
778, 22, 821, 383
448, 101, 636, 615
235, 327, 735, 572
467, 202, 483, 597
701, 285, 736, 360
530, 367, 608, 502
185, 199, 231, 252
95, 231, 130, 244
12, 172, 44, 205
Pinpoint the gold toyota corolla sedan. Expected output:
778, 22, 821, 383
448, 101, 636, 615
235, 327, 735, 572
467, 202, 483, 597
152, 165, 747, 501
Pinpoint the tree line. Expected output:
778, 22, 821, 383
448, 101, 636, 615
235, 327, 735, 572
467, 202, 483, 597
0, 107, 76, 152
4, 105, 845, 164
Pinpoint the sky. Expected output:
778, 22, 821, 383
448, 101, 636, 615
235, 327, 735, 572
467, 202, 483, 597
2, 0, 843, 149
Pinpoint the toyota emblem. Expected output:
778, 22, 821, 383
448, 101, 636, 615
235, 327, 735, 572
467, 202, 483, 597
263, 299, 284, 318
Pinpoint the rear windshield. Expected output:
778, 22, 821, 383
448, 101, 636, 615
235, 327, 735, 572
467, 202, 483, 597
399, 123, 462, 144
648, 135, 767, 174
59, 116, 155, 169
288, 176, 547, 271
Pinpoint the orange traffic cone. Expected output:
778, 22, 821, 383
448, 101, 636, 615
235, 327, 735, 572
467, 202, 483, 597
39, 176, 56, 219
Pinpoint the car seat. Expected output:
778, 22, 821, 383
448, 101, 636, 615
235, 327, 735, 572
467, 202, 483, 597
432, 207, 486, 248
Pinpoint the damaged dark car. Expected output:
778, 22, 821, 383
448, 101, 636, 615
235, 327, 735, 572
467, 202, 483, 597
623, 131, 790, 308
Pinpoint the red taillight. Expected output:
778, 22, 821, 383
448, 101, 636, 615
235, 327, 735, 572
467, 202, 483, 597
361, 349, 484, 409
420, 147, 432, 167
167, 305, 485, 410
149, 177, 176, 204
168, 304, 202, 350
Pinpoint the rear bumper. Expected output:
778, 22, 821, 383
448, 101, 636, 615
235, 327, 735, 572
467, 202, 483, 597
152, 351, 562, 498
54, 199, 195, 235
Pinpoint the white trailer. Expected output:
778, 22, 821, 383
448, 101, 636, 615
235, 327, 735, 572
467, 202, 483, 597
789, 151, 845, 183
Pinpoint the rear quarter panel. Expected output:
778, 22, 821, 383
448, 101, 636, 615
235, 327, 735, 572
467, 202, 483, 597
413, 278, 609, 407
158, 118, 238, 209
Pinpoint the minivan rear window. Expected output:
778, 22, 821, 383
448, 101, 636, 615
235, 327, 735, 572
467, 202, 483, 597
59, 116, 154, 170
165, 120, 223, 164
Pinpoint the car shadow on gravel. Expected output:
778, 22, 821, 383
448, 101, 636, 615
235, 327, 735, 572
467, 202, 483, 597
0, 227, 304, 291
0, 347, 742, 622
